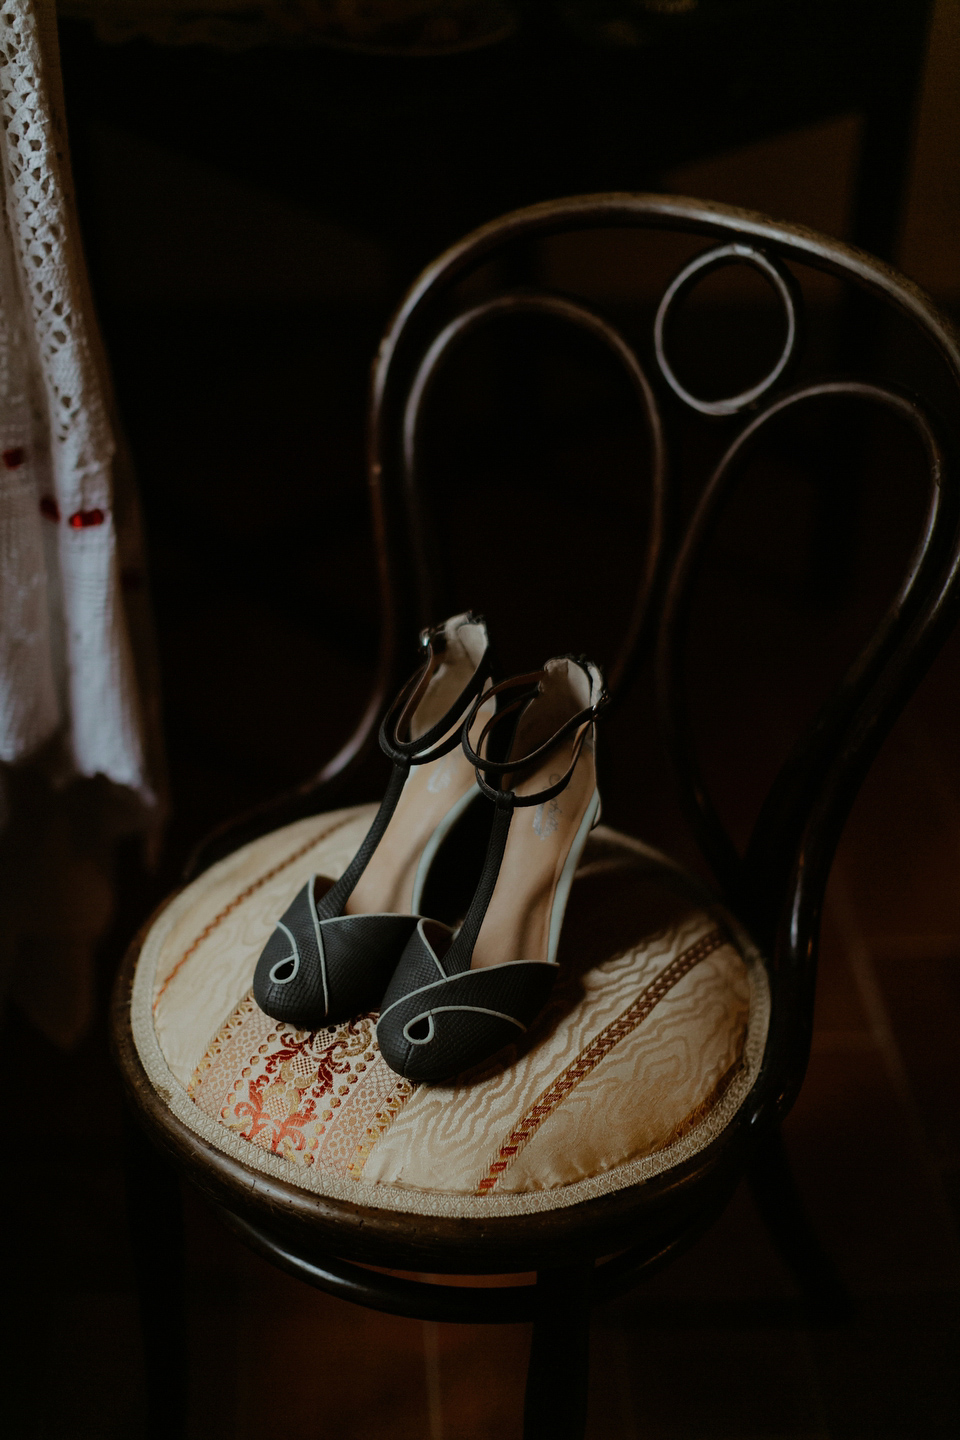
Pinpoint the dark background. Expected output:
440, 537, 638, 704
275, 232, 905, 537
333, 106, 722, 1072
5, 3, 960, 1435
52, 0, 960, 873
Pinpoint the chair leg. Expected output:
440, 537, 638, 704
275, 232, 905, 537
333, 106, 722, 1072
523, 1263, 593, 1440
122, 1110, 189, 1440
747, 1125, 852, 1325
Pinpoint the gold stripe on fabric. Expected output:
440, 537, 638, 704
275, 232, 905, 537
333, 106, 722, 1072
475, 927, 727, 1194
153, 813, 356, 1012
346, 1075, 419, 1178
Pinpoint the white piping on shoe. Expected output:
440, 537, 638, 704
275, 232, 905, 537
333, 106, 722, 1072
402, 1005, 528, 1045
306, 876, 330, 1018
268, 920, 301, 986
546, 788, 601, 967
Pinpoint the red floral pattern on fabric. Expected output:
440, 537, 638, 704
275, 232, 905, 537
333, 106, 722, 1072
190, 996, 415, 1175
231, 1025, 358, 1154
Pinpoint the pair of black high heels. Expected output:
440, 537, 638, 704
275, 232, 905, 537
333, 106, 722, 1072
252, 613, 607, 1083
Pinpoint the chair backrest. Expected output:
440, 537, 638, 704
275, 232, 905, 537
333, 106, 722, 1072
197, 194, 960, 1126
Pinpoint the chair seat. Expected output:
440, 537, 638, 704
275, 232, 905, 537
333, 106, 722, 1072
131, 805, 769, 1220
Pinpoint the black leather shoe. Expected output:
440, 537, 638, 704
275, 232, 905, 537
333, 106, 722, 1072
377, 656, 607, 1081
253, 612, 494, 1028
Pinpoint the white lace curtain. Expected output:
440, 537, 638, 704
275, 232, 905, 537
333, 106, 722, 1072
0, 0, 159, 1045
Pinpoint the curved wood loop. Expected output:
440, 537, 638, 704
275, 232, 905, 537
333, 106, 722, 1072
401, 290, 667, 697
372, 195, 960, 400
368, 192, 960, 819
654, 243, 803, 416
772, 446, 960, 1107
658, 378, 951, 940
744, 390, 947, 885
192, 193, 960, 879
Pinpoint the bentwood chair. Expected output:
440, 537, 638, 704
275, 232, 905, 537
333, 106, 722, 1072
112, 194, 960, 1440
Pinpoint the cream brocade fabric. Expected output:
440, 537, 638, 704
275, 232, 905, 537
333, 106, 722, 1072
133, 806, 770, 1217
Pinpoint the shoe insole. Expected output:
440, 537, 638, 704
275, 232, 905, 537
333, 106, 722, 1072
470, 660, 597, 970
468, 733, 596, 969
345, 732, 485, 917
345, 623, 494, 919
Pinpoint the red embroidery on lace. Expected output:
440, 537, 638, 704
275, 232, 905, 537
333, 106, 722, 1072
68, 507, 105, 528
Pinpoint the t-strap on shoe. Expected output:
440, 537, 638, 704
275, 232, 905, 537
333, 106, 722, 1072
377, 655, 607, 1082
253, 613, 494, 1028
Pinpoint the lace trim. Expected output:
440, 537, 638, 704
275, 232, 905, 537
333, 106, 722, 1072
0, 1, 149, 795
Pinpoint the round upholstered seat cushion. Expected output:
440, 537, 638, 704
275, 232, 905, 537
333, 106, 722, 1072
131, 806, 769, 1218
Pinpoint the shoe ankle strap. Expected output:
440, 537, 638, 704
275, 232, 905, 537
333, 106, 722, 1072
379, 615, 492, 767
462, 662, 608, 808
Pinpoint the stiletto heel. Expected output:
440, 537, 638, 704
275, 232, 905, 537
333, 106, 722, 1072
253, 613, 493, 1028
377, 655, 608, 1082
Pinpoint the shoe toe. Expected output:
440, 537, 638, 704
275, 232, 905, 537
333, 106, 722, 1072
377, 996, 527, 1082
253, 881, 326, 1027
253, 879, 418, 1028
320, 912, 419, 1020
377, 939, 558, 1083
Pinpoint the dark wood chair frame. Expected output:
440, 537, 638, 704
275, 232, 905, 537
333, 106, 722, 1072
113, 194, 960, 1440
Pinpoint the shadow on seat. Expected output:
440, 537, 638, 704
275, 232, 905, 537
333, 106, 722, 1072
112, 193, 960, 1440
